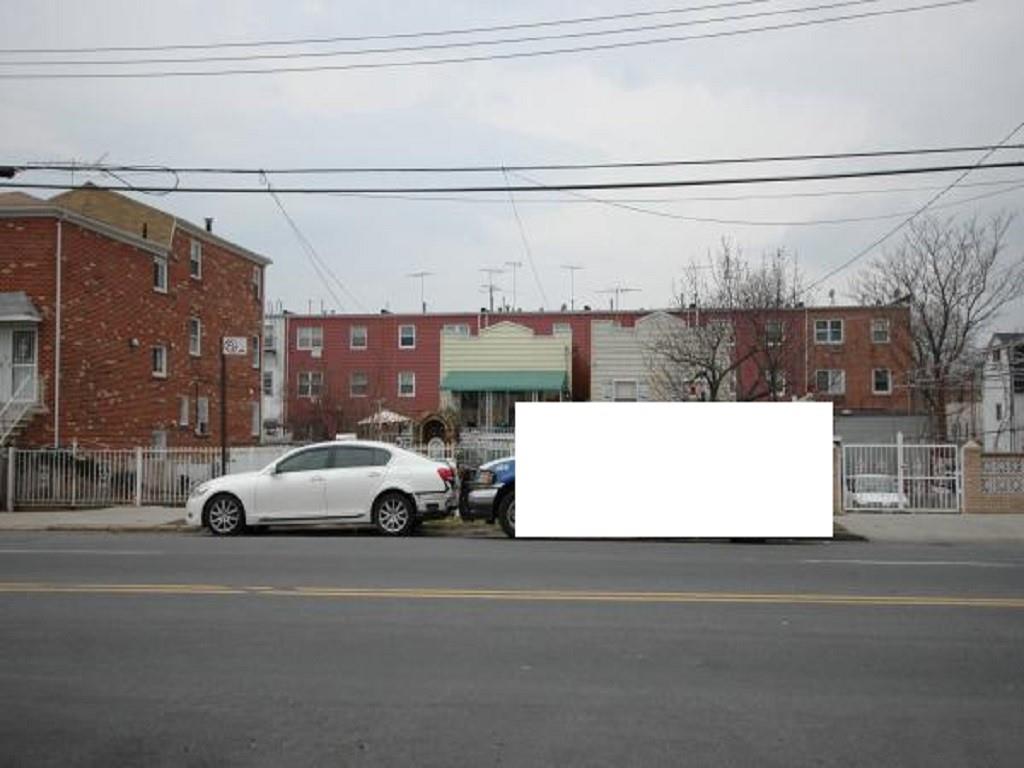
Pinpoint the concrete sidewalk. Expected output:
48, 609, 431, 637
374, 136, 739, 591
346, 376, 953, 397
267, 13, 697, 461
0, 507, 186, 532
839, 512, 1024, 544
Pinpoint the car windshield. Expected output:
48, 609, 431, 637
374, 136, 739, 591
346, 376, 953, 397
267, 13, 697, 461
855, 476, 897, 493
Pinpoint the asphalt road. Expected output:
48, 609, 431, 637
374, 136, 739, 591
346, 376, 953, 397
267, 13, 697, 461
1, 531, 1023, 767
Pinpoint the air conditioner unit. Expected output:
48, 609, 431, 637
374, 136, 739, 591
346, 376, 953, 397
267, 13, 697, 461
311, 347, 322, 358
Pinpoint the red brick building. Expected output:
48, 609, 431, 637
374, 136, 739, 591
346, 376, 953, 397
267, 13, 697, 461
0, 187, 269, 449
283, 303, 913, 438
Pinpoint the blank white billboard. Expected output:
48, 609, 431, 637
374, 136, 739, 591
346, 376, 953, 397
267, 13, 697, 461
516, 402, 833, 538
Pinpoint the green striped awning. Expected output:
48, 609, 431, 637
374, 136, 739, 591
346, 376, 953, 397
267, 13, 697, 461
441, 371, 567, 392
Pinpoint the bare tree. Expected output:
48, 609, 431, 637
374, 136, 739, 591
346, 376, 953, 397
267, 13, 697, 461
647, 241, 805, 401
853, 213, 1023, 439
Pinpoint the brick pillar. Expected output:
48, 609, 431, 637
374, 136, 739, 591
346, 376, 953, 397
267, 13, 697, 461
962, 440, 981, 514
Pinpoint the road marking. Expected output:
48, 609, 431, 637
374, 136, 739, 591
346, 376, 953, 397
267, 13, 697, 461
0, 582, 1021, 608
0, 549, 160, 556
802, 559, 1021, 568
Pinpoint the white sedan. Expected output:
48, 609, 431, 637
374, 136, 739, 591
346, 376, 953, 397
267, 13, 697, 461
186, 441, 457, 536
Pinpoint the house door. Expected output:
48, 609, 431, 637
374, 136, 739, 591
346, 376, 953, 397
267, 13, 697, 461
10, 328, 38, 401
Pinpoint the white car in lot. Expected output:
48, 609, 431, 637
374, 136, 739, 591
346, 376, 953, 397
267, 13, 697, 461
186, 441, 457, 536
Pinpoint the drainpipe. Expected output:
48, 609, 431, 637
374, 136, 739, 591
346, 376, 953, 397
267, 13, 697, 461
53, 217, 63, 448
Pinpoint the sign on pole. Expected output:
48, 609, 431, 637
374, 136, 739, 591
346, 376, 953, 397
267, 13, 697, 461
222, 336, 248, 356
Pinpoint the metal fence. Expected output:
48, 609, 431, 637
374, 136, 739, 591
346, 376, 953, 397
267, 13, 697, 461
842, 440, 961, 513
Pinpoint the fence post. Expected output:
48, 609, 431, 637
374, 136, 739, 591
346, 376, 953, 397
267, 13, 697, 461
896, 431, 905, 511
6, 447, 14, 512
70, 442, 77, 508
134, 447, 143, 507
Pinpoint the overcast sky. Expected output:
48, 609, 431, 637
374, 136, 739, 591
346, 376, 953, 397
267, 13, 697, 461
2, 0, 1022, 328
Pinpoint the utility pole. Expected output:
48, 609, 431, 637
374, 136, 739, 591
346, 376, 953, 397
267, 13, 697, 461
598, 285, 641, 311
561, 264, 584, 311
480, 268, 504, 312
504, 261, 522, 311
407, 271, 434, 314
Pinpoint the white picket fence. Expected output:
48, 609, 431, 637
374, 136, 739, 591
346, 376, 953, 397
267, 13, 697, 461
4, 439, 514, 510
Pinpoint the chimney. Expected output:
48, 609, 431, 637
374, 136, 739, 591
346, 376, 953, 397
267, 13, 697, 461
204, 217, 213, 233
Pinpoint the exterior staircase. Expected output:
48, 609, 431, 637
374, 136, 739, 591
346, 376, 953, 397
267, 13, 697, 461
0, 377, 41, 448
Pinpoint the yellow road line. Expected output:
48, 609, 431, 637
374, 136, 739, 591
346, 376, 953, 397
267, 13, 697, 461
0, 582, 1021, 608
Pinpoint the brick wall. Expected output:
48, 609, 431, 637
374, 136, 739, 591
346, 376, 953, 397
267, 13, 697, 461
963, 442, 1024, 513
1, 214, 263, 448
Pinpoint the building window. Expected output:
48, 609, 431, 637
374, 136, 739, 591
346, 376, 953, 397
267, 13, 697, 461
153, 258, 168, 293
178, 396, 190, 427
251, 402, 260, 437
262, 372, 274, 396
189, 317, 202, 356
815, 369, 846, 395
350, 326, 368, 349
613, 380, 638, 401
298, 371, 323, 398
264, 323, 276, 351
152, 430, 168, 449
251, 267, 261, 300
151, 345, 168, 378
765, 320, 784, 346
443, 324, 470, 336
871, 318, 890, 344
297, 326, 323, 351
872, 368, 892, 395
398, 371, 415, 397
350, 372, 368, 397
196, 397, 209, 436
189, 240, 202, 279
552, 323, 571, 335
995, 403, 1003, 422
766, 371, 786, 397
814, 319, 844, 344
399, 325, 416, 349
992, 349, 1002, 364
251, 335, 260, 369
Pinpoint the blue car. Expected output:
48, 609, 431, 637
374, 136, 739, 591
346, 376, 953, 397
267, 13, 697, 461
461, 456, 515, 537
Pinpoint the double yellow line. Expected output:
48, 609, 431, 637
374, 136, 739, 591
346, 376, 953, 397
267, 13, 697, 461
0, 581, 1022, 608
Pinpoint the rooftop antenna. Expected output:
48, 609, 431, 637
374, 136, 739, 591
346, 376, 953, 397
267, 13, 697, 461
560, 264, 584, 311
504, 261, 523, 311
480, 267, 504, 312
597, 285, 641, 311
407, 271, 434, 314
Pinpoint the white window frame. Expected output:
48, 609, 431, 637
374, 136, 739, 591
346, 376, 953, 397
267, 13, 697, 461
298, 371, 323, 398
814, 319, 844, 345
995, 402, 1004, 421
872, 368, 892, 395
251, 335, 260, 369
178, 396, 190, 427
612, 379, 638, 402
153, 257, 168, 294
263, 323, 276, 351
189, 239, 202, 279
262, 372, 274, 396
350, 326, 368, 350
871, 318, 890, 344
196, 397, 210, 436
398, 371, 416, 398
297, 326, 323, 351
152, 430, 168, 449
189, 317, 202, 357
765, 320, 784, 347
815, 369, 846, 395
350, 371, 369, 397
151, 345, 168, 378
442, 324, 470, 337
398, 324, 416, 349
251, 402, 260, 437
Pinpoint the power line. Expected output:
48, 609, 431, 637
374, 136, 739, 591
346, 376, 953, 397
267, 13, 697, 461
17, 142, 1024, 175
0, 0, 774, 54
4, 160, 1023, 194
0, 0, 891, 67
0, 1, 974, 80
502, 168, 550, 310
803, 117, 1024, 294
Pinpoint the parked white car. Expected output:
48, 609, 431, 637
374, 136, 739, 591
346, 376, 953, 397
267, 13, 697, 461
848, 474, 909, 510
186, 441, 457, 536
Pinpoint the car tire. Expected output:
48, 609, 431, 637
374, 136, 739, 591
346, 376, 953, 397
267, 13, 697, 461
205, 493, 246, 536
373, 492, 415, 536
497, 491, 515, 538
